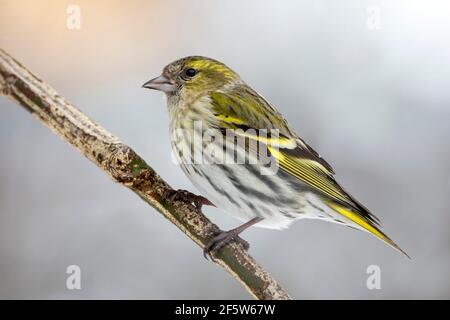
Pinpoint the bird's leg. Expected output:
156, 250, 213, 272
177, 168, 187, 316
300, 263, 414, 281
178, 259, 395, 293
204, 217, 264, 259
163, 189, 215, 211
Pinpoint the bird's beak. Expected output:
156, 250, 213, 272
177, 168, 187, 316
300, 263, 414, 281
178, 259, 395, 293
142, 75, 177, 93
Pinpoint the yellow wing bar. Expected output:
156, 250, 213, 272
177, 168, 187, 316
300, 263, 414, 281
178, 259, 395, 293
268, 146, 349, 204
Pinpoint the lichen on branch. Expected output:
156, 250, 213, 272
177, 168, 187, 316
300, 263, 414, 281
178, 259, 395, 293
0, 48, 290, 300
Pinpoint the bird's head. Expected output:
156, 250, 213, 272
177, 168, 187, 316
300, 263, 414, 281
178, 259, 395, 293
143, 56, 240, 99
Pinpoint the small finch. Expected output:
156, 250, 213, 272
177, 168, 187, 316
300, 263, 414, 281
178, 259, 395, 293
143, 56, 408, 258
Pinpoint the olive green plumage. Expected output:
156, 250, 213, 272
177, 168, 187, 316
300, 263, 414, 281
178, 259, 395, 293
143, 56, 408, 258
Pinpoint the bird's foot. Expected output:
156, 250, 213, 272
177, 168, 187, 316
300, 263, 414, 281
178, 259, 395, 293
163, 189, 215, 211
203, 230, 249, 260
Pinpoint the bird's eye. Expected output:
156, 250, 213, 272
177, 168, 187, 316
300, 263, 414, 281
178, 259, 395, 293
184, 68, 197, 78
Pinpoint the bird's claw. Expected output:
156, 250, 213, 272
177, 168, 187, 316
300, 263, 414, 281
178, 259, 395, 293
164, 189, 215, 211
203, 230, 250, 260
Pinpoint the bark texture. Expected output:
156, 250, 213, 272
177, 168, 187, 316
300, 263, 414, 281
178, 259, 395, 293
0, 48, 291, 300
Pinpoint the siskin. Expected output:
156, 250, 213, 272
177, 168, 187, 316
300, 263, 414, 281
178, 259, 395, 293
143, 56, 408, 258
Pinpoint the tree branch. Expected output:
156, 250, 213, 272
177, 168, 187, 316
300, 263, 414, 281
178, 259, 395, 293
0, 48, 291, 300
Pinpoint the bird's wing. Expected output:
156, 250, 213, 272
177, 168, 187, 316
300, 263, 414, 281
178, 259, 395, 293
209, 87, 408, 257
209, 87, 410, 257
209, 87, 370, 217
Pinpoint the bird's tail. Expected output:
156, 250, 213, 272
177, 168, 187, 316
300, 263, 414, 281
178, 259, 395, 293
327, 201, 410, 259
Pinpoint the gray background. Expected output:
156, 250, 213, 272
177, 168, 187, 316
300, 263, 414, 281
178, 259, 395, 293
0, 0, 449, 299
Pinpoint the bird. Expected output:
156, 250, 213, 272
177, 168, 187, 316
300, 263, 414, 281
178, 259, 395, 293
142, 56, 408, 259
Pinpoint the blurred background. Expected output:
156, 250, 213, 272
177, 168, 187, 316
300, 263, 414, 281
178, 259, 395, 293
0, 0, 449, 299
